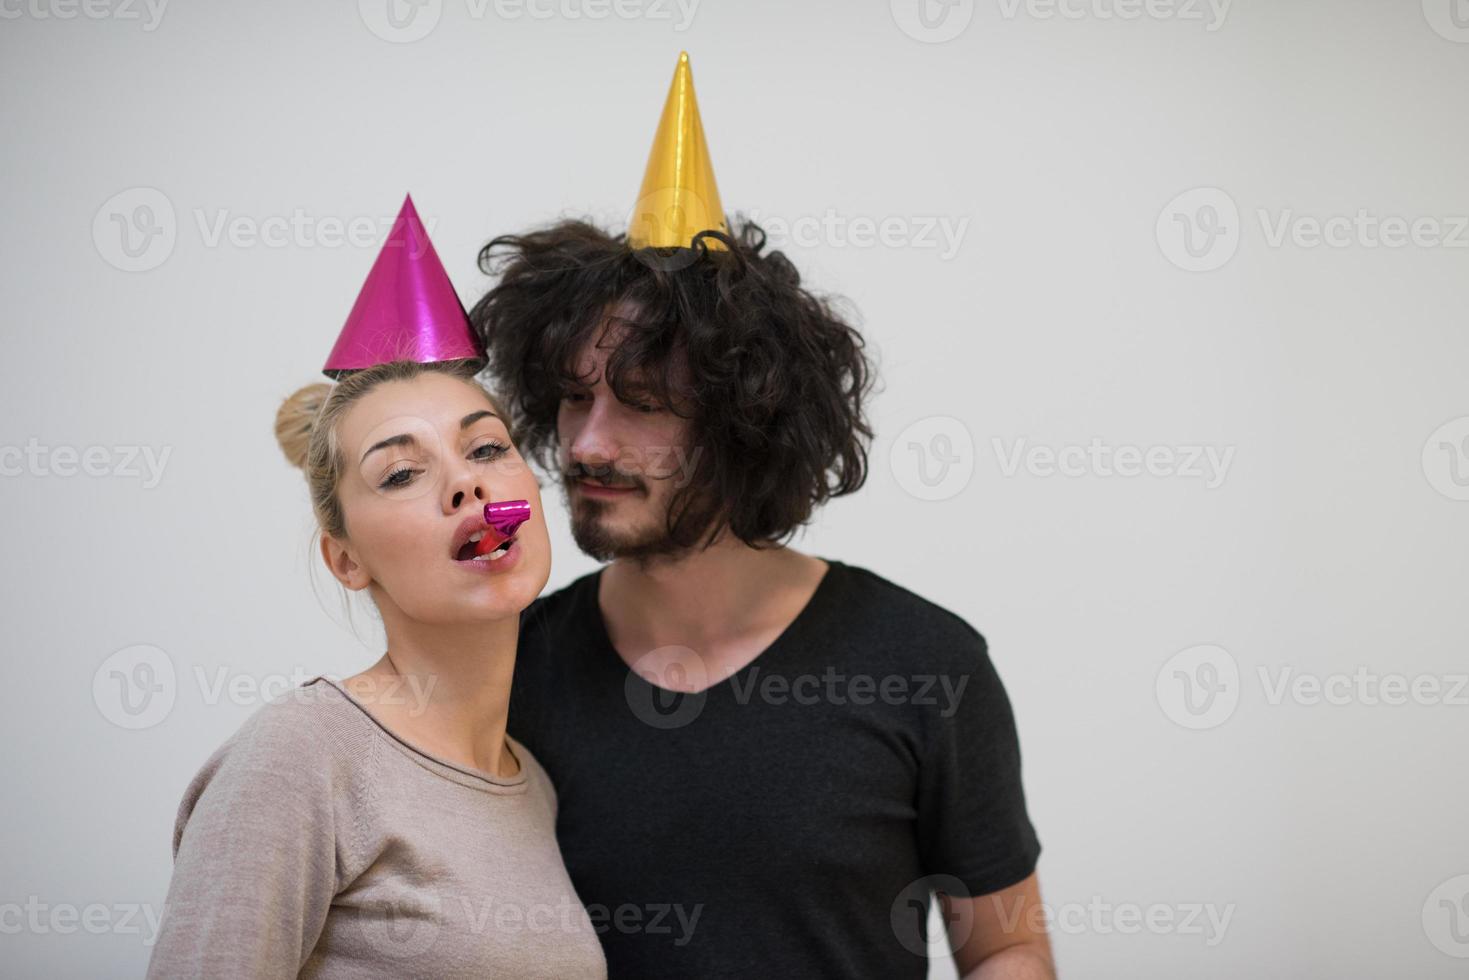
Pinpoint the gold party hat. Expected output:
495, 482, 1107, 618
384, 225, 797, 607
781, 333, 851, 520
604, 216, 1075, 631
628, 51, 728, 250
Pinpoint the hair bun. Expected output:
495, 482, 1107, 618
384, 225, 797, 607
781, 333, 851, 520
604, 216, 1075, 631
274, 382, 332, 470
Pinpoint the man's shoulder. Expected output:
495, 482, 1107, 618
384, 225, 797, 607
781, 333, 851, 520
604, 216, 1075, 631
822, 559, 993, 671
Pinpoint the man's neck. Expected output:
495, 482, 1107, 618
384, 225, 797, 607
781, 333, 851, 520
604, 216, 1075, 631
599, 537, 829, 683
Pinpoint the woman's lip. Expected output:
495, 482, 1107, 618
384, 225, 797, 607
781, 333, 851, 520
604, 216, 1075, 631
453, 537, 522, 573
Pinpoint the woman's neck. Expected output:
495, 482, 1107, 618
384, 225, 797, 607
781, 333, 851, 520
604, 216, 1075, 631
343, 613, 522, 779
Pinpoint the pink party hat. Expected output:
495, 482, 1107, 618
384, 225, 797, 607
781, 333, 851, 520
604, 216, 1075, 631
322, 195, 485, 378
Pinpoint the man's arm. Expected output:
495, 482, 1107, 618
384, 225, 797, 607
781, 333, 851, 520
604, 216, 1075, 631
942, 872, 1056, 979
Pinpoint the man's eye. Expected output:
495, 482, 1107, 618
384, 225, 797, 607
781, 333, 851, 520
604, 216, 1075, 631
562, 391, 590, 404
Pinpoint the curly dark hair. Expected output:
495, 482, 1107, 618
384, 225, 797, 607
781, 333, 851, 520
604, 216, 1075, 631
468, 218, 876, 551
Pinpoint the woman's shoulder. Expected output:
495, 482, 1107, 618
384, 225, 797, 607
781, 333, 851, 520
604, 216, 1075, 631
172, 677, 376, 850
216, 676, 373, 767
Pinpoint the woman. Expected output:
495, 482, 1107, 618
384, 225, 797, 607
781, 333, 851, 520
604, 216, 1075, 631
145, 356, 607, 976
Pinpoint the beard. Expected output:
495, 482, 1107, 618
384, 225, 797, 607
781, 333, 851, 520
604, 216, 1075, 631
566, 487, 686, 563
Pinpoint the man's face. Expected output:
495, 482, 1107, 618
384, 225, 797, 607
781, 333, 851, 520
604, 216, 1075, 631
556, 312, 702, 562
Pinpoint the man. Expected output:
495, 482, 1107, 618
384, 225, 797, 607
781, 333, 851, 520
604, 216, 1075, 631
470, 52, 1053, 979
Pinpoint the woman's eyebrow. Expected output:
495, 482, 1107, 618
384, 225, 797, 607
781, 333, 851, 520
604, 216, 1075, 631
361, 410, 500, 463
460, 410, 498, 430
360, 433, 418, 464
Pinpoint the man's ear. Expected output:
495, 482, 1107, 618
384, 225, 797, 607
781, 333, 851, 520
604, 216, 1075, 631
319, 533, 370, 591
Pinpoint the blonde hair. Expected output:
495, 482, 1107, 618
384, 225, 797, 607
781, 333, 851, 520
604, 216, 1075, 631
273, 359, 507, 540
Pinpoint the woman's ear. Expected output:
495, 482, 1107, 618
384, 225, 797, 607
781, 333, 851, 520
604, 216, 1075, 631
319, 533, 370, 591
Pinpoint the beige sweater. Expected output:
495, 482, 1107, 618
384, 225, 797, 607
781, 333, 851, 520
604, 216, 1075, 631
147, 676, 607, 979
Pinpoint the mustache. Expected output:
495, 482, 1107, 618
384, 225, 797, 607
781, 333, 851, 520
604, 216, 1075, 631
563, 462, 645, 491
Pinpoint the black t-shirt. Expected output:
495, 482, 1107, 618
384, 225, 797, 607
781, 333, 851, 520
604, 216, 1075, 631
508, 558, 1041, 979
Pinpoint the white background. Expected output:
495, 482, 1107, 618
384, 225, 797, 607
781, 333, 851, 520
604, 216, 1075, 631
2, 0, 1467, 976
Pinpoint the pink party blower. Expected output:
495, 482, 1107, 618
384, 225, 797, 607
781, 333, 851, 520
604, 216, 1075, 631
474, 500, 532, 556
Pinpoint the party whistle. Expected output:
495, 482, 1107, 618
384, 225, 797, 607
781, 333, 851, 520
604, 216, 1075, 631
474, 500, 532, 557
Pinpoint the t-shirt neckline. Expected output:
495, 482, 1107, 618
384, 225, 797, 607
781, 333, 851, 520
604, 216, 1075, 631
587, 557, 844, 697
306, 675, 530, 793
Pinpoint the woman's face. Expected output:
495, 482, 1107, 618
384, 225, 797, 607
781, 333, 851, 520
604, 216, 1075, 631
322, 372, 550, 624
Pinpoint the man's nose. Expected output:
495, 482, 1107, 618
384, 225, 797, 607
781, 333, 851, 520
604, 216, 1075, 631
567, 398, 620, 468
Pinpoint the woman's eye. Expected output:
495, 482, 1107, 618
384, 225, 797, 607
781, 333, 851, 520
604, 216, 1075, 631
379, 466, 418, 489
472, 441, 510, 462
